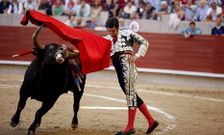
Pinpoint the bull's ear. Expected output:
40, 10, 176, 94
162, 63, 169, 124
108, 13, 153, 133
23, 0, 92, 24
32, 26, 45, 50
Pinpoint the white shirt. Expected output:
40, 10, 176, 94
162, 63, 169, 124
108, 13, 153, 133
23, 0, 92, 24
206, 6, 223, 21
124, 5, 137, 16
7, 2, 19, 15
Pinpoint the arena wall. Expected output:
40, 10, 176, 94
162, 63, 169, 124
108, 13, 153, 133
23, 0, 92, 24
0, 26, 224, 75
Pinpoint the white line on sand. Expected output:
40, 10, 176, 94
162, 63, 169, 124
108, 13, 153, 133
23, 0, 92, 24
1, 60, 224, 78
86, 84, 224, 102
0, 83, 175, 134
83, 93, 176, 134
3, 82, 224, 133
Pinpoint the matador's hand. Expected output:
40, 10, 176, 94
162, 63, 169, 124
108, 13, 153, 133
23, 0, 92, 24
129, 55, 139, 63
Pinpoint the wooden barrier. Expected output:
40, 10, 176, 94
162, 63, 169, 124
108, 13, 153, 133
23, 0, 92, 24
0, 26, 224, 74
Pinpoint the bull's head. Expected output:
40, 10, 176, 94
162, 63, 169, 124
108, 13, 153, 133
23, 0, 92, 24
32, 26, 78, 65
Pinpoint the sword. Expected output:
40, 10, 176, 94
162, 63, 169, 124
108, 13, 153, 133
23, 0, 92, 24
12, 49, 33, 58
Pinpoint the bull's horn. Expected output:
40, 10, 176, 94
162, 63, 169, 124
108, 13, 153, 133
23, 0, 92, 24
68, 50, 80, 58
32, 26, 45, 50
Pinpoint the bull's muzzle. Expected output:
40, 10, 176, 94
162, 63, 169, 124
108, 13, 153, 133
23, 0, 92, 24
55, 45, 68, 64
56, 53, 65, 64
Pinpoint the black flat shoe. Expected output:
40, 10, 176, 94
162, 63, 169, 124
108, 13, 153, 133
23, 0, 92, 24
145, 121, 159, 134
115, 128, 136, 135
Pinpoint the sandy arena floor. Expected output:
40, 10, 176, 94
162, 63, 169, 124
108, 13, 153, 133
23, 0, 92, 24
0, 66, 224, 135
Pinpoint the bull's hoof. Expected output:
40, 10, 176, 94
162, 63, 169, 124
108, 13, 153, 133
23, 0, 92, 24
10, 122, 18, 127
10, 121, 19, 127
36, 120, 41, 127
71, 117, 78, 129
27, 130, 35, 135
71, 123, 78, 129
10, 115, 20, 127
28, 123, 36, 135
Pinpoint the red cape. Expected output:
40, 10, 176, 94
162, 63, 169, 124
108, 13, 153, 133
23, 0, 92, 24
21, 10, 111, 74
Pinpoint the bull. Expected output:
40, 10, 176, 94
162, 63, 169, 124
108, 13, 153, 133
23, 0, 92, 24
10, 26, 86, 135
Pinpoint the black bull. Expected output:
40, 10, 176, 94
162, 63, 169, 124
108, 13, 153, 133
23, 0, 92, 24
10, 44, 86, 134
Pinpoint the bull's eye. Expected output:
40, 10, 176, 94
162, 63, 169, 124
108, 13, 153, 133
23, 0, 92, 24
59, 47, 64, 51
